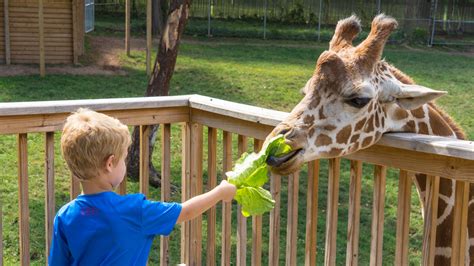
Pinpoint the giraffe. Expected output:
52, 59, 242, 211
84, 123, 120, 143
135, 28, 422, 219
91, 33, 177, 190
265, 14, 471, 265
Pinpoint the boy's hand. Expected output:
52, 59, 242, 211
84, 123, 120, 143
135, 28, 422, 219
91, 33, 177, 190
218, 180, 236, 202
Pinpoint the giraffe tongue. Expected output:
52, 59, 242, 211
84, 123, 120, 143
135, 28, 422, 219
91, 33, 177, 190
266, 149, 300, 167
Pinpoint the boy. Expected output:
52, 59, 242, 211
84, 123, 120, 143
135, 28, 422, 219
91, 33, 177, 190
49, 108, 236, 265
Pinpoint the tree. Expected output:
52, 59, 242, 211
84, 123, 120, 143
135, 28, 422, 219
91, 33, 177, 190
126, 0, 192, 186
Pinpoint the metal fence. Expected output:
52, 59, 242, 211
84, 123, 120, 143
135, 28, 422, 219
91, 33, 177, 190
94, 0, 474, 46
85, 0, 95, 33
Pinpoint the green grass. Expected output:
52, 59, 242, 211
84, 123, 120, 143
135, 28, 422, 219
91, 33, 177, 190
0, 36, 473, 265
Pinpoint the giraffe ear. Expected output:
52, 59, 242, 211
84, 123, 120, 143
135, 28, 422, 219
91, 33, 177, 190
300, 78, 314, 95
393, 84, 447, 110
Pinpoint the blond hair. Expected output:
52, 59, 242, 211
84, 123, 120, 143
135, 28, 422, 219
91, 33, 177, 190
61, 108, 131, 180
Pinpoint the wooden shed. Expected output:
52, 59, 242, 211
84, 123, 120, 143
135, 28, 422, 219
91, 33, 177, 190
1, 0, 85, 65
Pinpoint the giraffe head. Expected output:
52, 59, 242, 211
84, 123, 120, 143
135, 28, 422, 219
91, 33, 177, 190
266, 14, 447, 175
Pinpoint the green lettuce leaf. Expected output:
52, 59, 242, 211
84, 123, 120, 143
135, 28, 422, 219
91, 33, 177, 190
234, 186, 275, 217
226, 134, 292, 216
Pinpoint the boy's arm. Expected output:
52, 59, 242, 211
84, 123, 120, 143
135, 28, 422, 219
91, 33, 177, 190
177, 180, 236, 223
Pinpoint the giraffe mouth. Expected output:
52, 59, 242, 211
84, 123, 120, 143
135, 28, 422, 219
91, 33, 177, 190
266, 148, 304, 168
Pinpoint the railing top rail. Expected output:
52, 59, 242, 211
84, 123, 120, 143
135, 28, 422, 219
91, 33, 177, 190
0, 94, 473, 160
0, 95, 192, 116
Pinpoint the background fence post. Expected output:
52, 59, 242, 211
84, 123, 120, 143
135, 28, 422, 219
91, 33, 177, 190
428, 0, 438, 47
317, 0, 322, 41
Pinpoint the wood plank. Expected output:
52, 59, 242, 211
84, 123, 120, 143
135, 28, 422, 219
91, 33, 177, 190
10, 16, 70, 24
252, 138, 263, 266
206, 127, 217, 266
146, 0, 151, 76
422, 175, 439, 266
39, 0, 45, 76
9, 22, 71, 29
9, 27, 71, 33
70, 174, 80, 200
394, 170, 412, 266
221, 131, 232, 266
75, 0, 84, 56
189, 95, 287, 128
181, 123, 191, 264
4, 0, 10, 64
191, 123, 203, 266
11, 50, 72, 56
286, 171, 299, 266
71, 0, 77, 64
45, 132, 55, 265
345, 145, 474, 182
0, 107, 190, 135
11, 32, 72, 38
269, 173, 281, 266
370, 165, 386, 266
139, 125, 150, 197
18, 133, 30, 266
117, 173, 127, 195
305, 160, 319, 266
450, 180, 470, 266
10, 3, 72, 9
191, 109, 274, 140
324, 158, 340, 266
160, 124, 171, 266
346, 160, 362, 266
237, 135, 247, 266
0, 96, 191, 116
125, 0, 130, 56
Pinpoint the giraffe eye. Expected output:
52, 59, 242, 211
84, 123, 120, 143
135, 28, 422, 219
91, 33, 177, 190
345, 97, 371, 108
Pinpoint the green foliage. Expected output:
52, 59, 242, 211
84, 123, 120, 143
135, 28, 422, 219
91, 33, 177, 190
282, 3, 306, 24
410, 27, 429, 44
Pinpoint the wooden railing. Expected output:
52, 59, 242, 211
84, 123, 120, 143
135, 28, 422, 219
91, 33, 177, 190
0, 95, 473, 265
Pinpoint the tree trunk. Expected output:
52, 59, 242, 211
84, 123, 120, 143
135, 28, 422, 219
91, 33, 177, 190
127, 0, 192, 187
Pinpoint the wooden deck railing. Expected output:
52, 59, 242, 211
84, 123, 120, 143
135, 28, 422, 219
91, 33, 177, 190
0, 95, 473, 265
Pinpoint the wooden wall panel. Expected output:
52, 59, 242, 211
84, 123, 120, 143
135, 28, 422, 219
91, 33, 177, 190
6, 0, 74, 64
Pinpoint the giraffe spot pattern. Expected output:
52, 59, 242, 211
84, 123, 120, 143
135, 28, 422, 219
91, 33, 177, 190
323, 125, 337, 131
350, 134, 360, 143
403, 120, 416, 132
365, 115, 375, 132
418, 122, 429, 134
315, 134, 332, 147
355, 118, 367, 131
361, 136, 373, 147
429, 110, 455, 137
336, 125, 352, 144
319, 106, 326, 120
303, 115, 315, 125
411, 107, 425, 119
393, 109, 409, 120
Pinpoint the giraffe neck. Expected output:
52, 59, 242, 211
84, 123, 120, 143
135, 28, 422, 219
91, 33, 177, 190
387, 100, 470, 264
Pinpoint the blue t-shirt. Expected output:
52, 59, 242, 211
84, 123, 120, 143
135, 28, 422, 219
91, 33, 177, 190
49, 191, 182, 265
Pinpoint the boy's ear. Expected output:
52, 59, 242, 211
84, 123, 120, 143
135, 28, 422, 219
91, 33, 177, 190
105, 155, 115, 172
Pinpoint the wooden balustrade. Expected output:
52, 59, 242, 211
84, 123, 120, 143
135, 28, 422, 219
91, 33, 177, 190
1, 95, 473, 265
